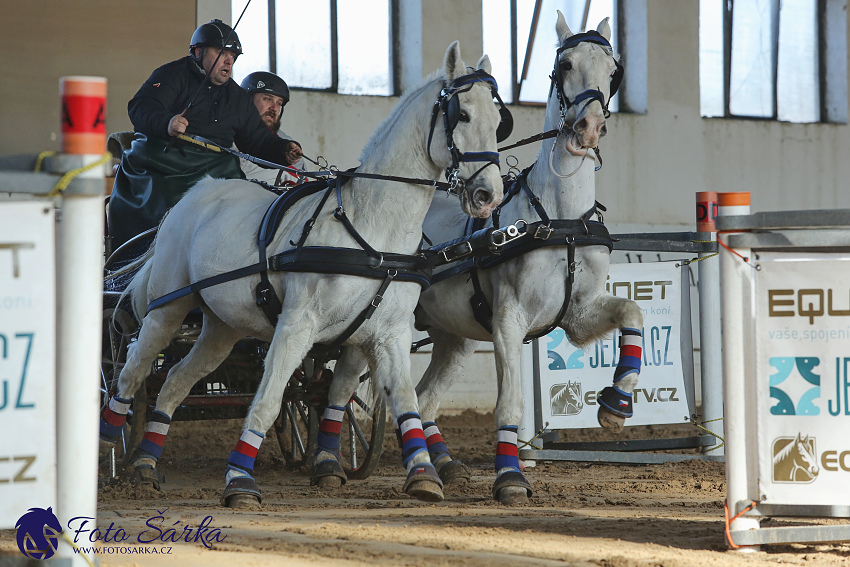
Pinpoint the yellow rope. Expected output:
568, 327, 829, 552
690, 416, 725, 452
60, 530, 96, 567
34, 151, 56, 172
47, 153, 112, 197
518, 421, 550, 450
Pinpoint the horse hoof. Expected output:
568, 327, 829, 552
220, 476, 263, 507
403, 463, 444, 502
437, 460, 471, 485
492, 470, 532, 506
597, 407, 625, 433
310, 459, 347, 488
225, 493, 261, 510
130, 466, 163, 491
406, 479, 445, 502
497, 486, 529, 506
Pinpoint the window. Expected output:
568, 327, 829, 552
699, 0, 847, 123
230, 0, 395, 96
483, 0, 616, 105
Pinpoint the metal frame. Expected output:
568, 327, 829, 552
519, 232, 721, 465
718, 209, 850, 548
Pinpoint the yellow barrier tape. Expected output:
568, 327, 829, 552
48, 153, 112, 197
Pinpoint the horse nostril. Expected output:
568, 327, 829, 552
574, 117, 588, 132
473, 189, 492, 206
600, 123, 608, 137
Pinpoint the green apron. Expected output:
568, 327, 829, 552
108, 133, 244, 251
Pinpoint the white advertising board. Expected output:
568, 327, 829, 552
0, 201, 56, 527
536, 262, 694, 429
754, 252, 850, 507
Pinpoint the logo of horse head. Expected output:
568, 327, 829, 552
550, 381, 584, 416
15, 506, 63, 560
772, 434, 819, 484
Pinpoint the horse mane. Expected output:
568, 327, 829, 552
773, 435, 808, 465
358, 70, 444, 164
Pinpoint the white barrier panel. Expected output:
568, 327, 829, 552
753, 252, 850, 507
0, 202, 56, 527
536, 262, 694, 429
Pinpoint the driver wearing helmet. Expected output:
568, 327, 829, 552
108, 19, 303, 251
238, 71, 305, 186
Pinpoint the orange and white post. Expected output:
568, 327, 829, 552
55, 76, 107, 567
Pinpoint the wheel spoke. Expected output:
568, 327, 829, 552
286, 404, 306, 457
345, 404, 370, 452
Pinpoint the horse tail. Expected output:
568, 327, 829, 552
126, 258, 154, 322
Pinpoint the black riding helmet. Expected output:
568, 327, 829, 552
240, 71, 290, 107
190, 19, 243, 62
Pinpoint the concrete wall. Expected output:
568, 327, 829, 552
4, 1, 849, 412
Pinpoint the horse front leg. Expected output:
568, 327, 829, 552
566, 294, 644, 432
221, 317, 315, 509
371, 329, 444, 503
491, 305, 533, 506
128, 311, 243, 489
310, 346, 369, 489
415, 328, 479, 484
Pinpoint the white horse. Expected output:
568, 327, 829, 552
99, 42, 506, 507
412, 15, 644, 505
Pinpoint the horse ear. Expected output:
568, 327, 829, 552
597, 17, 612, 43
444, 41, 465, 81
476, 54, 492, 75
556, 10, 574, 44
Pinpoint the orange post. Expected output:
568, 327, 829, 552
60, 76, 107, 155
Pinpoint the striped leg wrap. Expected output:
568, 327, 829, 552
100, 395, 132, 441
316, 405, 345, 459
136, 410, 171, 460
227, 429, 265, 474
423, 422, 450, 464
397, 413, 428, 471
494, 425, 521, 473
614, 328, 642, 383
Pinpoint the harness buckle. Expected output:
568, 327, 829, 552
534, 224, 554, 240
370, 294, 384, 308
333, 206, 345, 220
440, 241, 473, 263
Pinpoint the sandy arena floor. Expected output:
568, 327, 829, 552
2, 411, 849, 566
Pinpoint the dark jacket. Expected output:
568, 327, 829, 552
128, 56, 292, 159
108, 56, 294, 253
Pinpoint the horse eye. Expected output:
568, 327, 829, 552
561, 60, 573, 72
458, 110, 470, 122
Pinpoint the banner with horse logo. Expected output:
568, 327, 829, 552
536, 262, 694, 429
754, 252, 850, 507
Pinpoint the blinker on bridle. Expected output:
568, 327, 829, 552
427, 70, 514, 191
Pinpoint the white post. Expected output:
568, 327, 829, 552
696, 192, 723, 455
55, 76, 107, 566
718, 192, 759, 551
519, 340, 541, 467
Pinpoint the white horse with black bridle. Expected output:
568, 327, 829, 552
411, 14, 644, 505
99, 42, 509, 507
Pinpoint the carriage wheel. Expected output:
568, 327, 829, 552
100, 305, 146, 473
338, 385, 386, 480
274, 369, 319, 470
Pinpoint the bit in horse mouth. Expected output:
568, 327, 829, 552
565, 131, 590, 157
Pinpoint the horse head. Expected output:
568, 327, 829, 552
428, 42, 505, 218
552, 12, 621, 153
